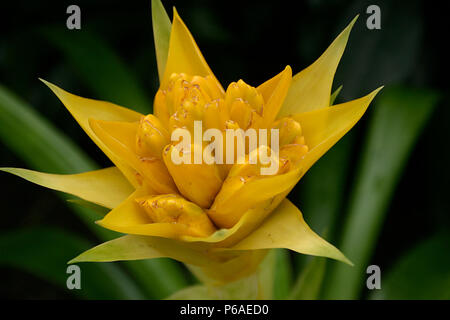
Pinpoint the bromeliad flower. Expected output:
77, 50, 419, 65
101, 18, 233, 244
2, 1, 381, 295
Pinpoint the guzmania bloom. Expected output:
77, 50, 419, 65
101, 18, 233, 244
2, 2, 381, 288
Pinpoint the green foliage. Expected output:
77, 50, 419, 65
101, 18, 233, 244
323, 86, 440, 299
370, 232, 450, 300
272, 249, 294, 299
42, 29, 152, 114
0, 227, 143, 299
290, 256, 327, 300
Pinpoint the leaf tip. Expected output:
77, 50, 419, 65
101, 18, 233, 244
39, 78, 62, 98
67, 257, 78, 264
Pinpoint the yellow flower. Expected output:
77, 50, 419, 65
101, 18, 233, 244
2, 2, 381, 287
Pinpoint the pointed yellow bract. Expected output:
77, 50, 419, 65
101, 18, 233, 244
161, 8, 224, 95
0, 167, 133, 209
4, 5, 383, 287
40, 80, 143, 188
228, 199, 353, 265
293, 87, 383, 173
257, 66, 292, 126
279, 16, 358, 117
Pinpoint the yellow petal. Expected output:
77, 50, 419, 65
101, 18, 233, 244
89, 119, 177, 194
135, 114, 170, 159
256, 66, 292, 125
98, 189, 210, 239
208, 165, 302, 229
227, 199, 352, 265
162, 143, 223, 208
161, 8, 224, 94
98, 189, 187, 238
0, 167, 133, 209
41, 80, 143, 187
136, 194, 216, 237
293, 87, 382, 173
279, 16, 358, 116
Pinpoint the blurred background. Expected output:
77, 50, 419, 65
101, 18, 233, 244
0, 0, 448, 299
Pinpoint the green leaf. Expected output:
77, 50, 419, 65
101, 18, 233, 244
257, 249, 277, 300
152, 0, 172, 81
0, 84, 96, 174
369, 232, 450, 300
0, 227, 143, 299
0, 84, 189, 298
323, 86, 441, 299
273, 249, 293, 299
289, 256, 326, 300
330, 85, 343, 105
41, 28, 152, 114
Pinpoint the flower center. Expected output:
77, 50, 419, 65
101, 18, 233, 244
135, 73, 309, 228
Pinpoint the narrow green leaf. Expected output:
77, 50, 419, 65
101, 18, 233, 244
0, 84, 189, 298
330, 85, 343, 105
41, 28, 152, 114
257, 249, 277, 300
369, 232, 450, 300
0, 84, 96, 174
323, 86, 440, 299
152, 0, 172, 82
273, 249, 293, 299
125, 259, 190, 299
0, 227, 143, 299
289, 256, 326, 300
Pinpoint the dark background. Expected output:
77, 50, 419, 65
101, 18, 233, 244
0, 0, 448, 299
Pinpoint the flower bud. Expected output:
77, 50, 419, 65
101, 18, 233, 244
136, 194, 216, 237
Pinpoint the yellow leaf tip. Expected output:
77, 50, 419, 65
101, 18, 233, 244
342, 15, 359, 36
39, 78, 63, 97
371, 86, 384, 97
343, 257, 354, 266
38, 78, 51, 86
67, 254, 83, 264
284, 65, 293, 76
172, 6, 179, 19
